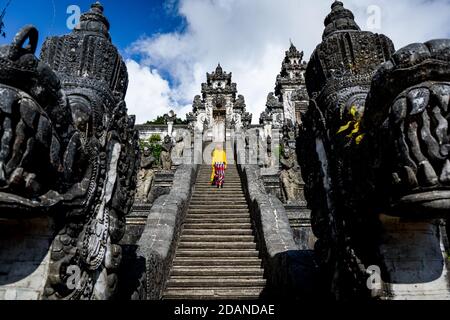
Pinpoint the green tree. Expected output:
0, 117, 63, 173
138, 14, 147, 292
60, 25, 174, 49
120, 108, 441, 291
145, 116, 166, 125
145, 114, 188, 125
140, 134, 163, 165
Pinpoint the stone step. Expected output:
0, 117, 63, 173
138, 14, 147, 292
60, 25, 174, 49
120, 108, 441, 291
191, 198, 244, 205
197, 175, 240, 178
189, 201, 248, 205
193, 188, 243, 192
198, 171, 239, 173
172, 258, 262, 267
192, 193, 245, 196
185, 214, 250, 219
182, 229, 254, 236
197, 180, 241, 183
178, 242, 257, 250
166, 278, 266, 288
191, 195, 245, 198
187, 209, 250, 214
169, 276, 265, 283
197, 175, 241, 181
195, 189, 243, 193
185, 217, 251, 224
183, 223, 252, 230
190, 198, 247, 202
190, 195, 246, 199
170, 267, 264, 277
163, 287, 264, 300
195, 182, 241, 184
196, 180, 241, 182
197, 176, 241, 179
180, 235, 255, 242
192, 192, 244, 195
191, 199, 247, 204
176, 250, 259, 258
189, 205, 248, 210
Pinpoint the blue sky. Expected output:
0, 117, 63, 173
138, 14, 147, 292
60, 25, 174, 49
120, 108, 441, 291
1, 0, 450, 124
0, 0, 184, 55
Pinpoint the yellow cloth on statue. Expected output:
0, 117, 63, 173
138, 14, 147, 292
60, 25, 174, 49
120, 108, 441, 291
210, 149, 227, 182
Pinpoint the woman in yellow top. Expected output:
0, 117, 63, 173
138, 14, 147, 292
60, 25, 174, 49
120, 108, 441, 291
211, 144, 227, 188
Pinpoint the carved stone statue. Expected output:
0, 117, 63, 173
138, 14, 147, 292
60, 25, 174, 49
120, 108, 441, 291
234, 94, 246, 110
0, 3, 139, 300
173, 133, 185, 158
298, 1, 450, 300
160, 135, 174, 170
280, 143, 303, 203
136, 148, 156, 202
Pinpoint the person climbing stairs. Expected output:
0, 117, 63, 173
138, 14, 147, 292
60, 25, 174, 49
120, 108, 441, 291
162, 164, 266, 300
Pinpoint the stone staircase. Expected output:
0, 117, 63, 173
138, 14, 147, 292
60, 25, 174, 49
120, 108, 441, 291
163, 164, 266, 300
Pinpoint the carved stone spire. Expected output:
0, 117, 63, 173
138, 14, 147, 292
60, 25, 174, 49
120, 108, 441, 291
323, 1, 361, 39
306, 1, 394, 98
215, 63, 223, 75
40, 2, 128, 103
76, 1, 111, 40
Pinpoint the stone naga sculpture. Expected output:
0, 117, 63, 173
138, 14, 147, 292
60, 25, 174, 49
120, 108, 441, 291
298, 1, 450, 300
0, 3, 139, 300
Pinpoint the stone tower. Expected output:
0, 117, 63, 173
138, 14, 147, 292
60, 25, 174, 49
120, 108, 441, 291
260, 43, 308, 137
187, 64, 252, 143
275, 43, 308, 125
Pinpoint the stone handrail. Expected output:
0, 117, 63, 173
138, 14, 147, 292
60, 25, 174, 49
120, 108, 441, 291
136, 164, 198, 300
235, 139, 315, 299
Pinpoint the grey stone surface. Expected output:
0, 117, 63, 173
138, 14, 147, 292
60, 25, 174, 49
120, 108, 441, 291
0, 217, 55, 300
237, 154, 320, 299
136, 164, 198, 300
299, 1, 450, 300
284, 205, 316, 250
0, 3, 139, 300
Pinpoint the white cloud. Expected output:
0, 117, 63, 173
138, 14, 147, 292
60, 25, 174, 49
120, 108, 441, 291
125, 0, 450, 124
125, 60, 174, 124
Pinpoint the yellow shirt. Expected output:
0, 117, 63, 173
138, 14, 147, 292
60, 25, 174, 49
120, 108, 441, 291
211, 149, 227, 166
211, 149, 227, 182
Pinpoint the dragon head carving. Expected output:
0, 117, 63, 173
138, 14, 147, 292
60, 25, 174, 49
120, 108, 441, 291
0, 3, 139, 300
299, 1, 450, 299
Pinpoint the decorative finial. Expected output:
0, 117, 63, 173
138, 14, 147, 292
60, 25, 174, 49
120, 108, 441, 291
91, 1, 104, 13
216, 63, 223, 74
323, 0, 360, 39
76, 2, 110, 39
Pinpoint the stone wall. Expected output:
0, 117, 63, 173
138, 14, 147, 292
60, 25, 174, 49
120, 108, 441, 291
136, 124, 189, 141
236, 160, 321, 299
284, 205, 315, 250
0, 217, 55, 300
134, 164, 199, 300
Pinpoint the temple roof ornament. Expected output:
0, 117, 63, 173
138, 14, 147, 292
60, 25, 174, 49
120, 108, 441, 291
188, 64, 252, 131
40, 2, 128, 104
207, 63, 232, 83
286, 42, 303, 60
306, 0, 394, 98
76, 2, 111, 40
323, 1, 361, 40
203, 64, 237, 96
275, 42, 307, 95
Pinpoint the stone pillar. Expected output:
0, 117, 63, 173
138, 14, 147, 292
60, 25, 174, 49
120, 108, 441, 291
165, 110, 177, 138
376, 215, 450, 300
167, 121, 174, 137
282, 88, 297, 124
194, 129, 203, 165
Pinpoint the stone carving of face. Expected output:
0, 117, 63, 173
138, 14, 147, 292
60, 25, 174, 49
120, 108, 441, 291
361, 41, 450, 217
